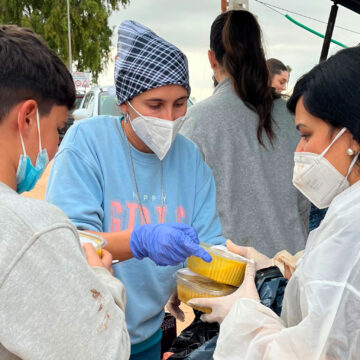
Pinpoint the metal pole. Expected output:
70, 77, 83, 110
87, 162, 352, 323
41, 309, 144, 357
67, 0, 72, 73
319, 2, 338, 63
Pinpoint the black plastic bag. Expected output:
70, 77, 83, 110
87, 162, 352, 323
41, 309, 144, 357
161, 312, 177, 355
255, 266, 288, 316
185, 335, 218, 360
166, 310, 219, 359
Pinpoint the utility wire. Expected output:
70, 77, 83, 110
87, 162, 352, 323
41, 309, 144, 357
254, 0, 348, 48
285, 14, 347, 48
255, 0, 360, 35
255, 0, 284, 16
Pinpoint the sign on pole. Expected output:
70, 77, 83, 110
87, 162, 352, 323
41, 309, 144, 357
72, 72, 91, 90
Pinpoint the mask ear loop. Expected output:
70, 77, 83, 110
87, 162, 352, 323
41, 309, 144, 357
18, 113, 27, 156
320, 127, 347, 157
344, 152, 360, 180
127, 101, 144, 119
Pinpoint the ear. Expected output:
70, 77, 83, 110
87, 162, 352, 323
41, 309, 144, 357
351, 138, 360, 154
208, 50, 217, 70
120, 103, 128, 114
17, 100, 38, 138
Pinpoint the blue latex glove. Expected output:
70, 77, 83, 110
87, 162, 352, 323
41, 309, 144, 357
130, 223, 212, 266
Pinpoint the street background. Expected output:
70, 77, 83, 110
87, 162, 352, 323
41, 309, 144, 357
98, 0, 360, 101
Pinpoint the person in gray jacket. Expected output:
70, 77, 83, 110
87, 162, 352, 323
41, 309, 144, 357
181, 10, 309, 257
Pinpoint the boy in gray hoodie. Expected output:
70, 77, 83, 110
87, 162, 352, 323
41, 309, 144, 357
0, 24, 131, 360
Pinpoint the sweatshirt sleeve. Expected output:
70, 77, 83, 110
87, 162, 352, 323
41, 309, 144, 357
92, 267, 127, 312
0, 225, 130, 360
192, 151, 225, 246
46, 144, 104, 232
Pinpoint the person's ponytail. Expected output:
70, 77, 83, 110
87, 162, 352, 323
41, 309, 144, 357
211, 10, 274, 146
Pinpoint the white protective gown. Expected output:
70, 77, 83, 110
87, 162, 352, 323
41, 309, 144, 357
215, 180, 360, 360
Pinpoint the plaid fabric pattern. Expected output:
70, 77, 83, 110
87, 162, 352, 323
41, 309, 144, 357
114, 20, 190, 104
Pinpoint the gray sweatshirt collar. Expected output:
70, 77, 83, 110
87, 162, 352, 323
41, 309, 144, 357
213, 77, 232, 96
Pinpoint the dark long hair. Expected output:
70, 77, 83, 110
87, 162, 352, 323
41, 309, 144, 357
210, 10, 274, 146
287, 46, 360, 145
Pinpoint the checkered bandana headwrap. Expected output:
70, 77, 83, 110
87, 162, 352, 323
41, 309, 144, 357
114, 20, 190, 104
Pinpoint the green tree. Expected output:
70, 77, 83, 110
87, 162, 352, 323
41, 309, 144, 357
0, 0, 130, 81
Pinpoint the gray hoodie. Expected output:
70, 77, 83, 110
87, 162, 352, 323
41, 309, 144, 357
0, 183, 130, 359
181, 78, 309, 257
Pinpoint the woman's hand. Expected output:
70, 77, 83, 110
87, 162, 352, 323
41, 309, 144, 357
226, 239, 272, 271
82, 243, 114, 275
187, 261, 259, 324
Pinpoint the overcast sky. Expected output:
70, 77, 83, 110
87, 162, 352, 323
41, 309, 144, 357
99, 0, 360, 101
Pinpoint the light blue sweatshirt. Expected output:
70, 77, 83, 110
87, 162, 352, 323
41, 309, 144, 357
46, 116, 224, 350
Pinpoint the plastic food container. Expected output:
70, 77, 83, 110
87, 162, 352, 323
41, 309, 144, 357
78, 231, 106, 257
177, 268, 236, 313
187, 244, 253, 287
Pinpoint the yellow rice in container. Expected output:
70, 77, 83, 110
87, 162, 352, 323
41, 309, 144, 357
78, 231, 107, 257
177, 268, 236, 313
187, 244, 253, 287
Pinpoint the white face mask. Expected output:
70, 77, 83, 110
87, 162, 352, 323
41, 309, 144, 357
126, 101, 185, 160
293, 127, 359, 209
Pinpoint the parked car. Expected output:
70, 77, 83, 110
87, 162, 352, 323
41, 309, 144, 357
72, 85, 122, 121
58, 91, 85, 144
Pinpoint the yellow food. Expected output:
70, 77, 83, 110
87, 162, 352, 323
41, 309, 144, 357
178, 284, 213, 313
78, 231, 105, 257
177, 268, 236, 313
187, 244, 250, 286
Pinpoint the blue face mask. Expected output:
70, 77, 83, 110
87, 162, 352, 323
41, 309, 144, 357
16, 110, 49, 194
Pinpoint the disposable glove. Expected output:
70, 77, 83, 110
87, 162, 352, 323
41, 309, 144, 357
166, 291, 185, 322
226, 239, 272, 271
130, 223, 212, 266
187, 261, 259, 324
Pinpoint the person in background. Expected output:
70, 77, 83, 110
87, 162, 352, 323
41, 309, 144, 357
266, 58, 326, 233
190, 46, 360, 360
181, 10, 309, 258
268, 58, 327, 232
46, 20, 224, 359
266, 58, 290, 94
267, 57, 326, 232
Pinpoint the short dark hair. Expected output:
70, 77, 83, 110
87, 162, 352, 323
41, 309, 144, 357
287, 46, 360, 143
0, 25, 75, 122
266, 58, 288, 79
